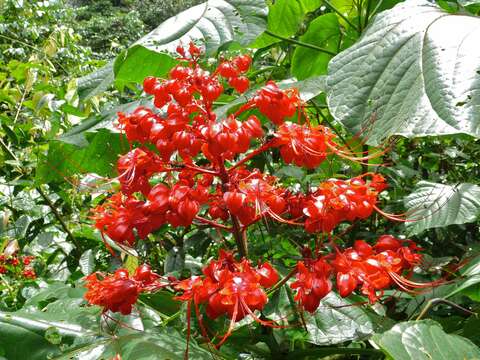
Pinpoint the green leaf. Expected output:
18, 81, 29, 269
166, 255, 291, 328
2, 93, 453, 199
137, 0, 268, 56
114, 45, 177, 87
327, 1, 480, 145
0, 313, 61, 360
404, 181, 480, 235
268, 0, 321, 37
372, 320, 480, 360
446, 254, 480, 299
100, 331, 216, 360
304, 292, 375, 345
252, 0, 321, 48
292, 14, 340, 80
36, 130, 128, 183
77, 63, 114, 101
79, 249, 95, 276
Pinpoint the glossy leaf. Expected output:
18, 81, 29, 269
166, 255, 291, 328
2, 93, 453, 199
114, 45, 177, 87
373, 320, 480, 360
327, 1, 480, 145
404, 181, 480, 235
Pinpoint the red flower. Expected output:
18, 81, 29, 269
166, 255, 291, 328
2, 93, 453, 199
84, 266, 164, 315
22, 268, 36, 279
174, 251, 279, 347
273, 123, 333, 168
252, 81, 300, 125
290, 258, 332, 313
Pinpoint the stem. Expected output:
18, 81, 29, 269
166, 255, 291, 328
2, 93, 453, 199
323, 0, 361, 34
194, 216, 232, 231
229, 141, 274, 172
37, 186, 81, 251
264, 30, 337, 56
217, 159, 248, 258
416, 298, 476, 321
267, 268, 297, 296
364, 0, 372, 29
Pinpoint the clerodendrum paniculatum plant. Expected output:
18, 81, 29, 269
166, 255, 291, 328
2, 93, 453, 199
84, 43, 444, 355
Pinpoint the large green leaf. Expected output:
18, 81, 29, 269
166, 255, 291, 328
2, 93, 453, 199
78, 0, 268, 96
253, 0, 321, 48
0, 313, 61, 360
404, 181, 480, 235
36, 130, 128, 183
136, 0, 267, 56
99, 331, 216, 360
304, 292, 376, 345
77, 63, 114, 101
114, 45, 177, 87
446, 254, 480, 299
373, 320, 480, 360
291, 14, 340, 80
327, 1, 480, 145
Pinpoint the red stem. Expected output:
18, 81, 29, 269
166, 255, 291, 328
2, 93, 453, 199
228, 141, 275, 172
194, 216, 232, 231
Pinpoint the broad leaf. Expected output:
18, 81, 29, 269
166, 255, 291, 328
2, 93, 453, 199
446, 254, 480, 299
291, 14, 340, 80
373, 320, 480, 360
114, 46, 177, 87
36, 130, 128, 183
79, 249, 95, 275
404, 181, 480, 235
327, 1, 480, 145
136, 0, 267, 56
304, 292, 375, 345
0, 312, 61, 360
253, 0, 321, 48
77, 63, 114, 101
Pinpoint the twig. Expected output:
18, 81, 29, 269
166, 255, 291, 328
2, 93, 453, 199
268, 268, 297, 296
323, 0, 361, 34
37, 186, 81, 250
416, 298, 477, 321
264, 30, 337, 56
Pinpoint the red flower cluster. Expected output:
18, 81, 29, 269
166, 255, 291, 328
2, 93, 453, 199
302, 174, 388, 233
84, 265, 164, 314
331, 235, 425, 303
272, 123, 333, 168
290, 235, 426, 312
174, 250, 278, 345
291, 258, 332, 313
250, 81, 300, 125
0, 254, 36, 279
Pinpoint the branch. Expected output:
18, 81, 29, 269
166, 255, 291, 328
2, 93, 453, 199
264, 30, 337, 56
37, 186, 81, 250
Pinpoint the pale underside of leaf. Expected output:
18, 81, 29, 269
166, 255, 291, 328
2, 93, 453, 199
404, 181, 480, 235
327, 0, 480, 145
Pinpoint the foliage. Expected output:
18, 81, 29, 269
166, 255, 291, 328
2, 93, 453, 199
1, 0, 480, 359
